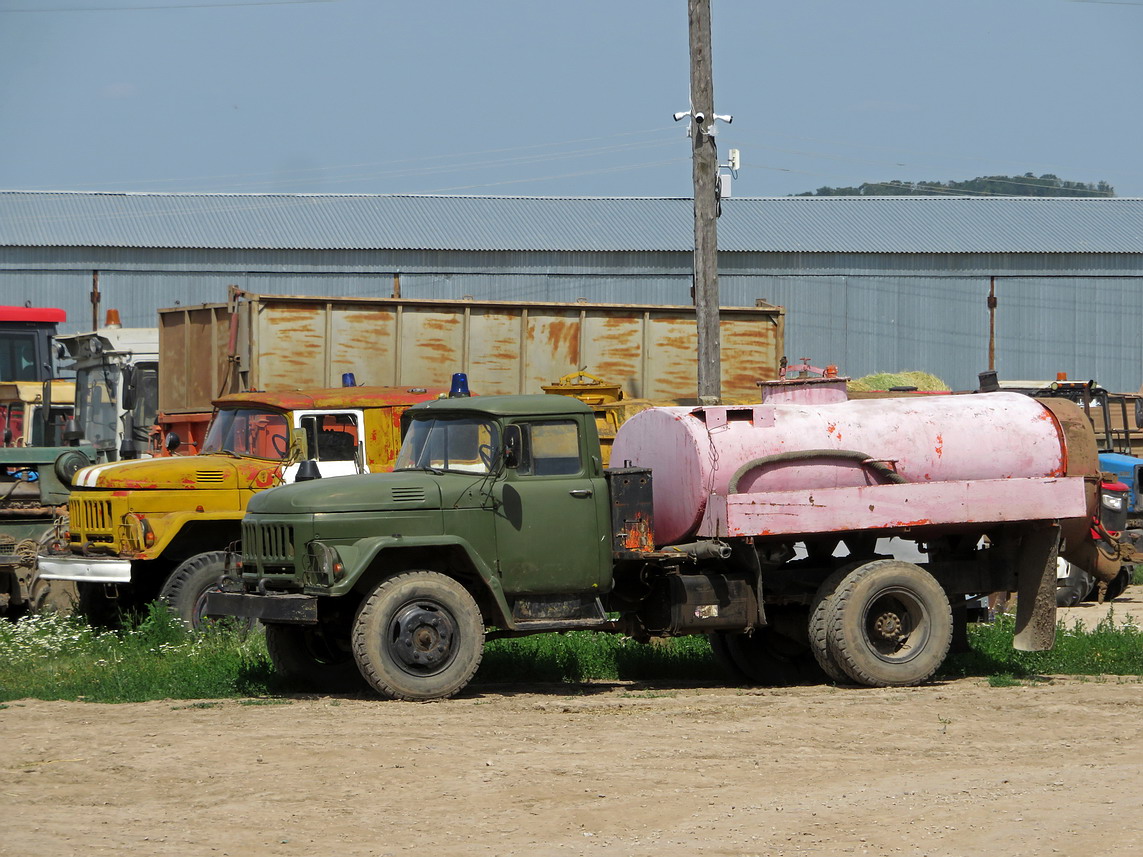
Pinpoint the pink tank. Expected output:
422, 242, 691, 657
609, 392, 1077, 545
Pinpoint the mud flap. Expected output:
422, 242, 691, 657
1013, 523, 1059, 652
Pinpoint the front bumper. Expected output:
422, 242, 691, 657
204, 591, 318, 624
36, 556, 132, 583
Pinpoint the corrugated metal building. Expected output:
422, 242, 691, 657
1, 191, 1141, 391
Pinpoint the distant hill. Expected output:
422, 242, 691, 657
795, 173, 1115, 198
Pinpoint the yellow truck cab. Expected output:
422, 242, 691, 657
37, 384, 445, 625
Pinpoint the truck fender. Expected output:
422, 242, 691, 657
136, 511, 243, 560
334, 534, 513, 627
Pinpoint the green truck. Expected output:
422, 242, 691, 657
206, 386, 1124, 700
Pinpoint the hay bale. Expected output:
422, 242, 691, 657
847, 370, 949, 392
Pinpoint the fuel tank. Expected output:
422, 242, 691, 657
609, 392, 1101, 549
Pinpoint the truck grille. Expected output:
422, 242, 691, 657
242, 521, 295, 564
70, 498, 114, 535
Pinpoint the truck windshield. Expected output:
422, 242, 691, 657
395, 416, 499, 474
202, 407, 290, 461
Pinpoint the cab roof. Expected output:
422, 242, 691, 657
214, 385, 448, 411
408, 394, 592, 418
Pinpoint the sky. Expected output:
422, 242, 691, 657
0, 0, 1140, 199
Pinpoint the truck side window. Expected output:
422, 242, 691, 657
301, 413, 360, 461
516, 420, 581, 477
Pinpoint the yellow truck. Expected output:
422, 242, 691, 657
37, 384, 445, 625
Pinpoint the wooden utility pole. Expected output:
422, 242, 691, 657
688, 0, 721, 403
987, 277, 997, 371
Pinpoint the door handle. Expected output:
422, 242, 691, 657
569, 488, 593, 498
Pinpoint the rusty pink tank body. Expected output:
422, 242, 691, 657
609, 392, 1074, 546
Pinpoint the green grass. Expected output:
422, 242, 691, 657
2, 605, 1143, 702
944, 610, 1143, 681
476, 632, 715, 684
0, 604, 273, 703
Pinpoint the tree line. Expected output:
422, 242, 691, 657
796, 173, 1114, 198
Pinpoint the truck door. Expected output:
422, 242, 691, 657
492, 418, 610, 594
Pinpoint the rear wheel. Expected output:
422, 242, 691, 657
721, 628, 805, 685
827, 560, 953, 687
352, 571, 484, 701
265, 623, 364, 693
708, 631, 752, 683
808, 563, 866, 684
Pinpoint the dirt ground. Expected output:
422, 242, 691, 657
3, 589, 1142, 857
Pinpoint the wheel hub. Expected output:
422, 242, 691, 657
392, 605, 455, 670
872, 611, 905, 641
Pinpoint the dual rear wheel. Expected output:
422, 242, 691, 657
715, 560, 953, 688
811, 559, 953, 687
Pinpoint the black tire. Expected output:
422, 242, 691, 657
720, 624, 817, 687
808, 563, 864, 684
160, 551, 246, 631
352, 571, 484, 701
708, 631, 753, 683
265, 623, 364, 693
1102, 566, 1132, 602
827, 559, 953, 687
1056, 563, 1095, 608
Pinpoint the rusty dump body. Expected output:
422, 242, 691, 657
158, 292, 785, 417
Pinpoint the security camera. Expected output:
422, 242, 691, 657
713, 113, 733, 124
672, 111, 690, 121
693, 112, 705, 124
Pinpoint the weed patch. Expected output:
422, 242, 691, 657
0, 604, 274, 703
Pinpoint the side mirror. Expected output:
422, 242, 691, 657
289, 427, 310, 461
503, 424, 521, 469
121, 364, 137, 411
1135, 399, 1143, 430
165, 431, 182, 453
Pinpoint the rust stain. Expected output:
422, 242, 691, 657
541, 319, 581, 363
934, 433, 944, 458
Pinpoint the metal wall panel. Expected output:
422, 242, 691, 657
999, 278, 1143, 392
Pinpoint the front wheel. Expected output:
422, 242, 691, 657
352, 571, 484, 701
827, 560, 953, 687
160, 551, 249, 631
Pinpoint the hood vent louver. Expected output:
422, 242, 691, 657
390, 486, 426, 503
195, 470, 227, 484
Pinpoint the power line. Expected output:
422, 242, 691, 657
0, 0, 336, 11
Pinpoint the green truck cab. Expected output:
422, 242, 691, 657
209, 394, 650, 699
